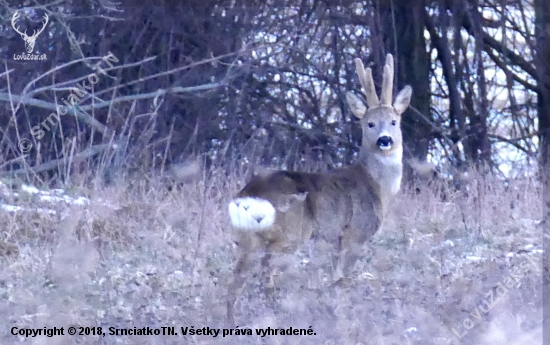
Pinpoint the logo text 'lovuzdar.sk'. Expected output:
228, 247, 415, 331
11, 10, 49, 60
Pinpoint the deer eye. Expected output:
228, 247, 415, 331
391, 120, 397, 126
368, 123, 375, 128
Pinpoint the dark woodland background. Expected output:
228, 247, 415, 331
0, 0, 548, 185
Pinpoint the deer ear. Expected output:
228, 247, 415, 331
346, 92, 367, 119
393, 86, 412, 115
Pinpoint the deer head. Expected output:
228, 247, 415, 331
346, 54, 412, 161
12, 11, 49, 54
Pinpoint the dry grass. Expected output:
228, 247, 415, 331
0, 166, 543, 344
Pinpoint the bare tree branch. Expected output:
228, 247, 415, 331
1, 143, 117, 177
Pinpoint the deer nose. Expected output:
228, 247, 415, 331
376, 136, 393, 149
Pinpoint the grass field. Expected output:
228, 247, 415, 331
0, 167, 543, 344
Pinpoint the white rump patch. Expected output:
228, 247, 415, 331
228, 197, 276, 231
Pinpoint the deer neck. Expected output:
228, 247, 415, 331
359, 147, 403, 211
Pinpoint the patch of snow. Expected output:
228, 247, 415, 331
2, 204, 22, 212
506, 246, 543, 258
39, 194, 89, 205
21, 184, 40, 194
72, 196, 89, 205
1, 203, 56, 215
443, 239, 455, 247
404, 326, 417, 336
465, 255, 485, 262
519, 218, 539, 226
1, 182, 91, 215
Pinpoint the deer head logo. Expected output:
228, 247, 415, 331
11, 11, 49, 54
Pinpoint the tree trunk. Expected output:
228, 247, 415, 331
534, 0, 550, 338
378, 0, 432, 182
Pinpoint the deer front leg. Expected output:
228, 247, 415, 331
333, 226, 367, 285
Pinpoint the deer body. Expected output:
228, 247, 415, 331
227, 54, 412, 324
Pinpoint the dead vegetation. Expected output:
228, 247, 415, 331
0, 166, 542, 344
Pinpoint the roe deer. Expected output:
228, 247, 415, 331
226, 53, 412, 324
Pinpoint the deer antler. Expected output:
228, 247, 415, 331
29, 13, 49, 38
11, 11, 26, 37
380, 54, 394, 106
11, 12, 49, 38
354, 58, 379, 108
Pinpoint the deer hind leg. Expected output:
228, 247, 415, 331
227, 234, 259, 326
260, 236, 291, 292
227, 250, 251, 326
260, 251, 276, 293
